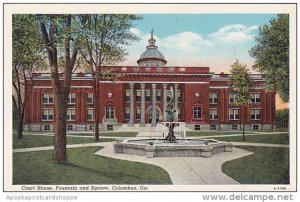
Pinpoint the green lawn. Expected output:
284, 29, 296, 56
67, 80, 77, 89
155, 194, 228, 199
222, 146, 289, 184
13, 147, 172, 185
186, 131, 254, 136
213, 133, 289, 144
13, 134, 115, 149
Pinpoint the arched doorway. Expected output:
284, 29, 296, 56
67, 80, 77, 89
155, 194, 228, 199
146, 106, 161, 124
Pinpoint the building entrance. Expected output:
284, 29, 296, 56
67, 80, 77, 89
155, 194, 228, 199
146, 106, 161, 124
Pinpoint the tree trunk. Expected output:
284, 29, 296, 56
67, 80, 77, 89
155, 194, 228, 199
17, 114, 23, 139
242, 122, 245, 142
53, 96, 67, 162
93, 78, 100, 141
242, 105, 245, 142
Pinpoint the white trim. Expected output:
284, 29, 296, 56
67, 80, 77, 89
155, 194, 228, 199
87, 108, 94, 121
210, 86, 229, 89
42, 108, 53, 121
209, 93, 218, 104
229, 108, 240, 120
99, 81, 209, 84
229, 92, 237, 104
145, 106, 162, 115
67, 108, 76, 121
251, 108, 262, 120
33, 77, 92, 81
33, 86, 93, 89
42, 93, 54, 104
87, 92, 94, 104
209, 108, 218, 120
121, 73, 214, 76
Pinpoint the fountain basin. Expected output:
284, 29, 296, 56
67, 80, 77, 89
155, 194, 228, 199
114, 138, 233, 158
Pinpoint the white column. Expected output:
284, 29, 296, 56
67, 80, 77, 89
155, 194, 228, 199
151, 84, 157, 127
140, 83, 145, 127
174, 84, 179, 122
129, 83, 134, 126
163, 84, 168, 121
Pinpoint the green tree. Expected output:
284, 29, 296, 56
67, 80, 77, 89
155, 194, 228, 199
230, 60, 253, 141
78, 14, 141, 141
12, 15, 45, 138
249, 14, 289, 102
276, 108, 289, 128
37, 14, 80, 162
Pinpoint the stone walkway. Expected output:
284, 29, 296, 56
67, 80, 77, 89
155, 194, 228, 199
13, 137, 289, 185
95, 142, 253, 185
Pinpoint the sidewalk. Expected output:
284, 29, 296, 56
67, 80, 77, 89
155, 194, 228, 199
95, 142, 253, 185
13, 140, 289, 185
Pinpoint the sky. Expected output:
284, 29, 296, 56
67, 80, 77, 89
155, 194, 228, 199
120, 14, 277, 73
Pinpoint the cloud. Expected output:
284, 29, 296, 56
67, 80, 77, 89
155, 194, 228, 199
129, 27, 142, 36
123, 25, 258, 70
160, 31, 213, 53
209, 24, 258, 44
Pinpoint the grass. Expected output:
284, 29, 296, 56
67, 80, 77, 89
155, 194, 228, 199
212, 133, 289, 144
13, 147, 172, 185
13, 133, 115, 149
186, 130, 254, 136
222, 146, 289, 184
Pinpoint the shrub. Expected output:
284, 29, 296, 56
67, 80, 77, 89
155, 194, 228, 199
276, 109, 289, 128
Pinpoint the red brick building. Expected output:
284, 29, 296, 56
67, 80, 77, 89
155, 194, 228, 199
23, 34, 276, 132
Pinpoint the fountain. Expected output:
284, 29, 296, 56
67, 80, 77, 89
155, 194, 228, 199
114, 84, 233, 158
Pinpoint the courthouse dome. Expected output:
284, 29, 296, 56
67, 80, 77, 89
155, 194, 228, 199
137, 29, 167, 67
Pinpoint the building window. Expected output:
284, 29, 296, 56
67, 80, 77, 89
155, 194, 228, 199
42, 93, 53, 104
107, 125, 113, 131
87, 109, 94, 121
157, 67, 163, 72
125, 90, 130, 102
42, 109, 53, 121
251, 93, 261, 103
229, 109, 239, 120
178, 108, 181, 120
136, 108, 141, 120
210, 125, 216, 130
232, 125, 238, 130
251, 109, 261, 120
145, 90, 151, 102
195, 125, 200, 130
125, 108, 130, 120
210, 109, 218, 120
67, 125, 73, 131
193, 107, 202, 119
178, 90, 182, 102
136, 90, 141, 102
67, 109, 76, 121
253, 125, 259, 130
44, 125, 51, 131
87, 93, 93, 104
156, 90, 161, 102
106, 107, 115, 119
168, 67, 174, 72
68, 93, 76, 104
229, 93, 237, 104
89, 125, 94, 131
210, 93, 218, 104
